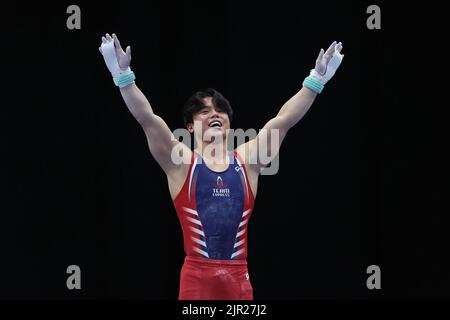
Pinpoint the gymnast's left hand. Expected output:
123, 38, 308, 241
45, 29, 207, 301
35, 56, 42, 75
312, 41, 344, 85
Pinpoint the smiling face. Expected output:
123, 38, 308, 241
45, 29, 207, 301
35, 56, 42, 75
187, 97, 231, 142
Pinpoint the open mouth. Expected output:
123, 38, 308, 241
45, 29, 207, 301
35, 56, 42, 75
209, 120, 222, 128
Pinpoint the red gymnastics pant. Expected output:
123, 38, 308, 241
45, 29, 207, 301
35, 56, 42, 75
178, 256, 253, 300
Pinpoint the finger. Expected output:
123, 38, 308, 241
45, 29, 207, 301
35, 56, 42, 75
102, 36, 107, 44
126, 46, 131, 59
112, 33, 124, 52
112, 33, 121, 46
316, 48, 324, 62
335, 42, 343, 53
324, 41, 337, 57
106, 33, 112, 41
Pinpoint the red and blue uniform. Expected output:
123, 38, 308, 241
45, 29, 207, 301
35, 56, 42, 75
173, 150, 255, 300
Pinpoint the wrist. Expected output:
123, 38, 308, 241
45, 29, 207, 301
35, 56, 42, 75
111, 66, 132, 78
302, 74, 324, 94
113, 69, 136, 88
310, 69, 327, 85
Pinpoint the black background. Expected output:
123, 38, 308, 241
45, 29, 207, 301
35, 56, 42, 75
1, 0, 448, 300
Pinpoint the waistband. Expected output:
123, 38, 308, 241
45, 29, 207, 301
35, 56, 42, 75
185, 255, 247, 267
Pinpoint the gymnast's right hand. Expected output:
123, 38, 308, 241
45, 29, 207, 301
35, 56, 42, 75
99, 33, 132, 77
99, 33, 135, 88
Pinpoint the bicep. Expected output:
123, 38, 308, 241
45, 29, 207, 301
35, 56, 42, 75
237, 116, 289, 170
143, 115, 192, 173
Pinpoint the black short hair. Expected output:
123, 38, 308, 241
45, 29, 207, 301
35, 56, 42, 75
183, 88, 233, 127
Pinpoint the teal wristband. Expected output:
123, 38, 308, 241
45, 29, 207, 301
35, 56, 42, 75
302, 76, 324, 94
113, 71, 136, 88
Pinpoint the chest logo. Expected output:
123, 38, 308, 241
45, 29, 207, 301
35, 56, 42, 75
212, 176, 230, 197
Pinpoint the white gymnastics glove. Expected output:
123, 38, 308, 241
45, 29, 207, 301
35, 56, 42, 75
310, 41, 344, 85
99, 33, 135, 88
99, 33, 132, 77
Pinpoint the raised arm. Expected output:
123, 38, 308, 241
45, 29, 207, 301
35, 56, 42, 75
99, 33, 191, 174
238, 41, 344, 172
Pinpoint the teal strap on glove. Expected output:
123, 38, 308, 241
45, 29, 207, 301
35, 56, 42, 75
303, 76, 324, 94
113, 71, 136, 88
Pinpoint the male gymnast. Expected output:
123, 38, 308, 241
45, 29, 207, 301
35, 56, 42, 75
99, 33, 343, 299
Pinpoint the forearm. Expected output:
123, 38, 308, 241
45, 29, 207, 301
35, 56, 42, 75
274, 41, 344, 130
119, 83, 155, 127
119, 82, 187, 173
275, 87, 317, 129
252, 41, 344, 166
